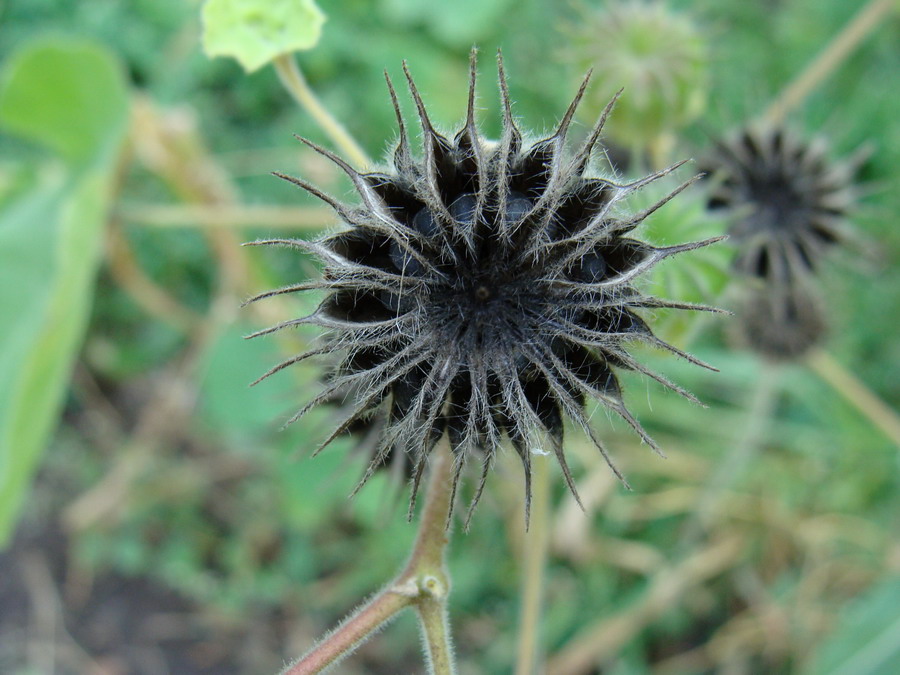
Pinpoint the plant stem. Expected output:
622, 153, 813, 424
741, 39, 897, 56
807, 349, 900, 449
763, 0, 896, 124
417, 591, 455, 675
285, 591, 410, 675
283, 447, 457, 675
120, 203, 335, 229
273, 54, 370, 168
515, 452, 551, 675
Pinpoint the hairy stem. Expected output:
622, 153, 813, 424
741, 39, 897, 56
764, 0, 896, 124
515, 452, 551, 675
417, 591, 455, 675
285, 591, 410, 675
283, 447, 456, 675
273, 54, 370, 168
808, 349, 900, 449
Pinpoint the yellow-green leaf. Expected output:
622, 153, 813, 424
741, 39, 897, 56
0, 39, 129, 165
202, 0, 326, 73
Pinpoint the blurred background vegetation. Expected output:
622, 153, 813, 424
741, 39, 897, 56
1, 0, 898, 673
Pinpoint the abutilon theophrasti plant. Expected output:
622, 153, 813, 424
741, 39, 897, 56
245, 52, 721, 525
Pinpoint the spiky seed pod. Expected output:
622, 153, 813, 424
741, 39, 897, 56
245, 52, 721, 526
701, 125, 859, 284
565, 0, 708, 150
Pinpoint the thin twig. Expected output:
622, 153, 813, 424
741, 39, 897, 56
515, 452, 551, 675
763, 0, 897, 124
807, 349, 900, 449
273, 54, 370, 168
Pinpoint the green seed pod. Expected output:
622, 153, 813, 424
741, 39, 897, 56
566, 0, 709, 151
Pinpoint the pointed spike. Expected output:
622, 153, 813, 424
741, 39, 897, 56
650, 337, 719, 372
464, 453, 492, 532
384, 70, 413, 168
407, 453, 428, 521
571, 88, 623, 175
445, 455, 465, 530
466, 47, 478, 130
311, 393, 383, 458
402, 60, 437, 136
242, 237, 310, 251
614, 350, 705, 407
610, 402, 664, 457
634, 297, 732, 315
249, 347, 330, 387
293, 135, 400, 223
625, 174, 704, 227
554, 69, 593, 142
294, 134, 361, 176
522, 451, 533, 531
496, 49, 521, 150
657, 235, 728, 258
241, 281, 323, 307
552, 439, 585, 512
621, 158, 691, 193
243, 316, 309, 339
272, 171, 350, 216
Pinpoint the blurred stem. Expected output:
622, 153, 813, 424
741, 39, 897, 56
764, 0, 896, 124
515, 452, 551, 675
807, 349, 900, 449
677, 363, 781, 552
119, 203, 335, 229
273, 54, 370, 168
284, 447, 456, 675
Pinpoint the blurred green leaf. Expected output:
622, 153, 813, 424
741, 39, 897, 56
803, 577, 900, 675
202, 0, 326, 72
0, 39, 129, 164
0, 39, 129, 546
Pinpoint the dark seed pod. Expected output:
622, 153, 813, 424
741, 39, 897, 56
245, 51, 721, 526
701, 125, 859, 284
701, 124, 863, 360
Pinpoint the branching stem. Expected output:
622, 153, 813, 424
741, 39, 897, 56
283, 447, 457, 675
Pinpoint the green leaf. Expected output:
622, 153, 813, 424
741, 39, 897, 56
0, 40, 130, 546
802, 578, 900, 675
0, 39, 129, 165
202, 0, 326, 73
